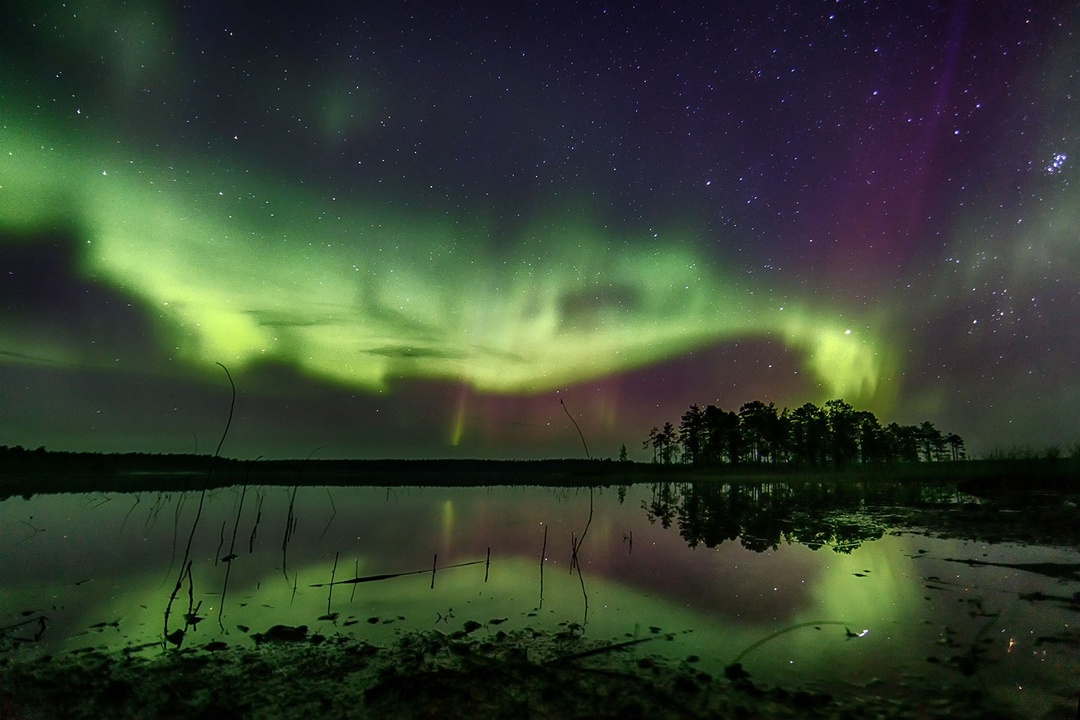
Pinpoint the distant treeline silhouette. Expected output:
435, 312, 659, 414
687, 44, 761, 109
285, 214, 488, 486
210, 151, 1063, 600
644, 399, 964, 468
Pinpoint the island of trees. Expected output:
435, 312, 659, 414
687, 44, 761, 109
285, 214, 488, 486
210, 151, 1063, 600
641, 398, 965, 468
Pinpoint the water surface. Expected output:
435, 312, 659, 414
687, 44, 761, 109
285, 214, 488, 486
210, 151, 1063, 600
1, 481, 1076, 717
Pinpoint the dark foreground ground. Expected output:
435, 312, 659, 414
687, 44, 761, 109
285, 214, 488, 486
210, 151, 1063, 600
1, 625, 1029, 720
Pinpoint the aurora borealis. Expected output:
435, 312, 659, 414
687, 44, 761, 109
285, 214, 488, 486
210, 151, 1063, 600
2, 2, 1078, 459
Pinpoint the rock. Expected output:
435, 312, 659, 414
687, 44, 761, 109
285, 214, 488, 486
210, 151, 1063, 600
252, 624, 308, 644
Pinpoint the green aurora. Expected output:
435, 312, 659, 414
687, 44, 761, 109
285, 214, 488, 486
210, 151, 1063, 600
1, 114, 890, 403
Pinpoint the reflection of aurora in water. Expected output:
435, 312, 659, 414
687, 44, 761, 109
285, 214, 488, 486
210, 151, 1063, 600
2, 483, 1077, 716
2, 117, 887, 401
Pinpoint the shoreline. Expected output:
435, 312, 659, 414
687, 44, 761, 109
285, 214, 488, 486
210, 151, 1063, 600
3, 450, 1077, 498
0, 626, 1026, 720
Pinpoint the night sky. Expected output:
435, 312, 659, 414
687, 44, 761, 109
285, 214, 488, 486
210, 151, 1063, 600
2, 1, 1078, 460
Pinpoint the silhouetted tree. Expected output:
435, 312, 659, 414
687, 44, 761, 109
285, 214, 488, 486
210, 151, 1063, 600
881, 423, 918, 462
764, 406, 788, 464
946, 433, 965, 461
919, 421, 946, 462
788, 402, 828, 467
825, 399, 858, 468
679, 405, 705, 466
658, 422, 678, 464
854, 410, 885, 464
701, 405, 741, 465
700, 405, 724, 466
740, 400, 782, 464
647, 398, 964, 469
643, 426, 660, 463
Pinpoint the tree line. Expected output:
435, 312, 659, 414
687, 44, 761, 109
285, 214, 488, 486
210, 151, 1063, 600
643, 399, 965, 468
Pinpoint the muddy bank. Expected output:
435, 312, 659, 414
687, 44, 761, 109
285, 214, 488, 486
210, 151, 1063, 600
884, 495, 1080, 548
1, 626, 1033, 720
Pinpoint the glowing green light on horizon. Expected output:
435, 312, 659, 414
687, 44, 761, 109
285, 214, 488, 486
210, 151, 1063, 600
1, 114, 892, 404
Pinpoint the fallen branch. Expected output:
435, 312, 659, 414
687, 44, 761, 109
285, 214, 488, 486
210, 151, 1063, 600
310, 559, 486, 588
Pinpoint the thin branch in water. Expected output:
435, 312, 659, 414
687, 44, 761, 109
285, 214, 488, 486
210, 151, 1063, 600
575, 559, 589, 625
282, 488, 299, 580
560, 398, 591, 460
210, 362, 236, 457
163, 560, 192, 647
350, 558, 359, 603
581, 488, 594, 550
549, 636, 654, 665
282, 447, 324, 582
560, 398, 594, 572
185, 563, 197, 623
86, 493, 112, 510
317, 488, 337, 543
1, 614, 50, 645
145, 492, 167, 529
164, 493, 186, 582
249, 490, 264, 553
163, 362, 235, 647
484, 547, 491, 583
539, 524, 548, 609
218, 459, 257, 632
119, 494, 141, 536
570, 487, 594, 571
327, 551, 340, 616
214, 520, 226, 567
570, 532, 577, 575
730, 620, 852, 666
430, 553, 438, 590
310, 559, 485, 588
18, 518, 44, 543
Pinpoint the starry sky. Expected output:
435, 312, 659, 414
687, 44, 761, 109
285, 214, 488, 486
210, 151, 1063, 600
2, 1, 1078, 460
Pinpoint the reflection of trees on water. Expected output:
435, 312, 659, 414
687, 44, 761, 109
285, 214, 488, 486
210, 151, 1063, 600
642, 480, 960, 553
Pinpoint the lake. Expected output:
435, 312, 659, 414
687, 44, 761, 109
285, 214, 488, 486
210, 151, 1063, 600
1, 478, 1077, 718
